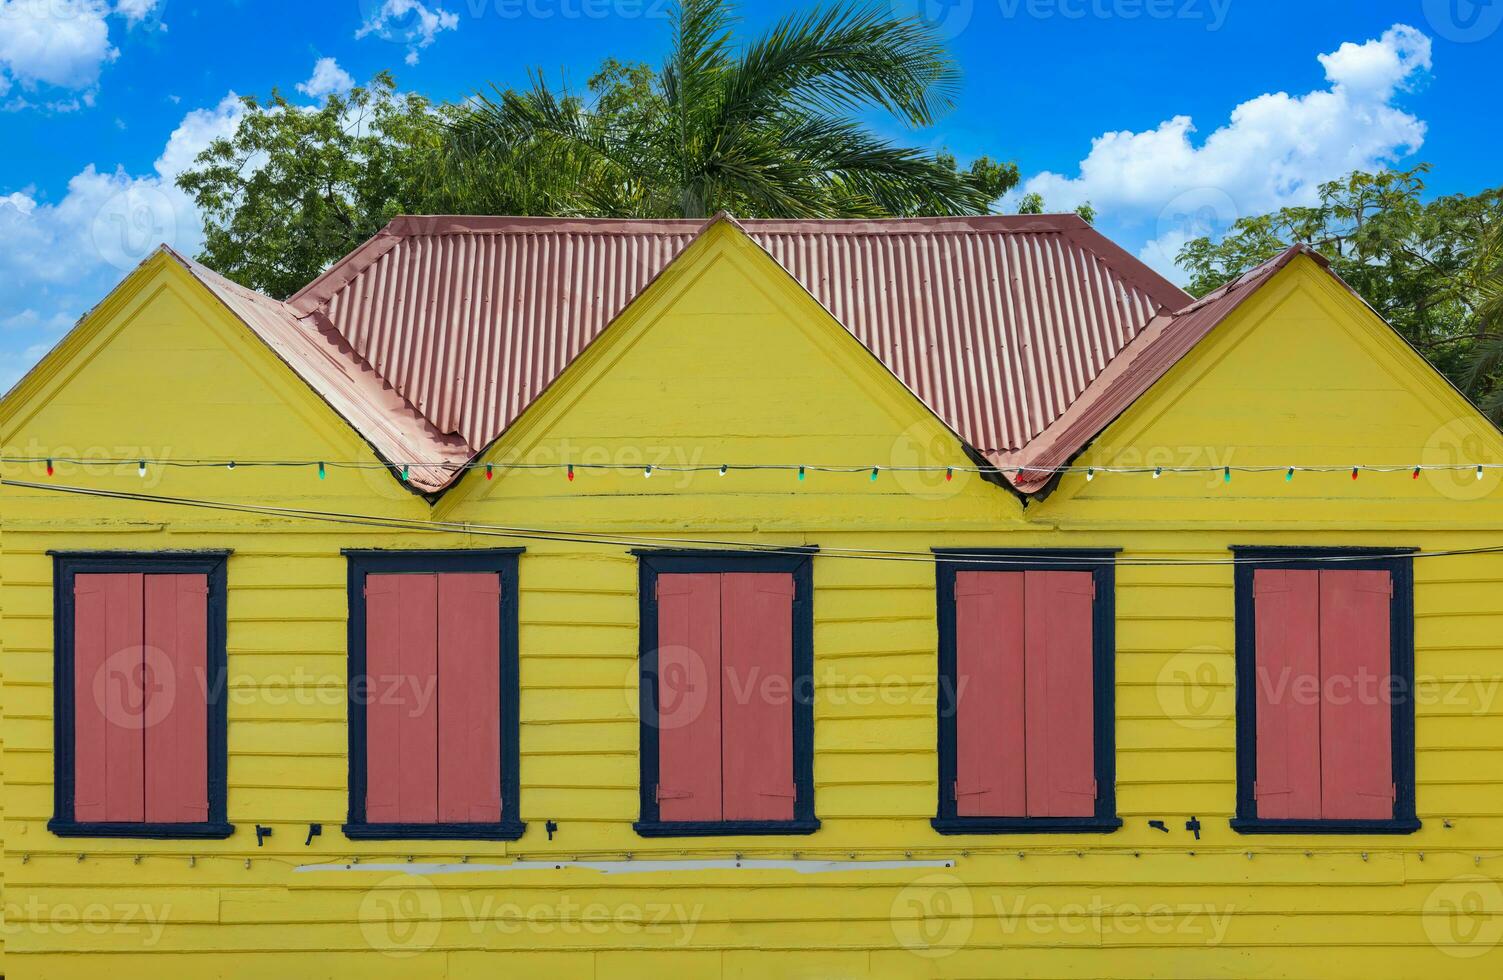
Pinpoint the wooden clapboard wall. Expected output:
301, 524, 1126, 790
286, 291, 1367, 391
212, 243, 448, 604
0, 232, 1501, 978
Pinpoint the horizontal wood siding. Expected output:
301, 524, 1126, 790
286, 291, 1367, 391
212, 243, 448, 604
3, 232, 1503, 977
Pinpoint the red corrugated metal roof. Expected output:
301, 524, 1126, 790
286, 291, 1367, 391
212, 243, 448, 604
168, 248, 471, 492
171, 215, 1355, 498
1001, 244, 1329, 492
282, 214, 1190, 489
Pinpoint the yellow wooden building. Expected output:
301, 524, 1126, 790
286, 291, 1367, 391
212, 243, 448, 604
2, 214, 1502, 978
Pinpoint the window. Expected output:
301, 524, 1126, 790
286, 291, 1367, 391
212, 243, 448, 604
635, 550, 817, 837
50, 552, 232, 839
933, 550, 1120, 834
1232, 547, 1418, 834
344, 550, 524, 840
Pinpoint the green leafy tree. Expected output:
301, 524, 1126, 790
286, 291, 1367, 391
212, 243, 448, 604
1176, 165, 1503, 418
444, 0, 1016, 218
180, 75, 445, 298
1016, 190, 1095, 223
179, 3, 1023, 295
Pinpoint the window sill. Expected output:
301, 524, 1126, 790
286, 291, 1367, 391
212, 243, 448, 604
634, 819, 821, 838
343, 821, 527, 841
931, 816, 1123, 835
48, 819, 235, 840
1230, 817, 1421, 835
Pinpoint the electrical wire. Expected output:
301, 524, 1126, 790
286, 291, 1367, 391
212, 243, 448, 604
3, 454, 1501, 477
6, 479, 1502, 567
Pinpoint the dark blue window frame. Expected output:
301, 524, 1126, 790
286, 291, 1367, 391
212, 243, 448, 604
48, 550, 234, 840
342, 549, 526, 841
633, 548, 819, 838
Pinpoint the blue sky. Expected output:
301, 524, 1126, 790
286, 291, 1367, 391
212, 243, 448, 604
2, 0, 1500, 391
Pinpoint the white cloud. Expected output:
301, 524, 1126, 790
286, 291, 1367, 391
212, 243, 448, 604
0, 0, 167, 106
356, 0, 459, 65
113, 0, 162, 27
0, 93, 244, 390
2, 190, 35, 215
1012, 24, 1432, 282
0, 0, 117, 91
297, 57, 355, 100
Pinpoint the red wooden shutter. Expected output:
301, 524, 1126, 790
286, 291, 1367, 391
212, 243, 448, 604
1319, 570, 1394, 820
952, 571, 1026, 817
73, 573, 145, 823
721, 573, 797, 821
1024, 571, 1097, 817
1252, 569, 1323, 819
654, 573, 722, 822
143, 575, 210, 823
437, 572, 504, 823
364, 574, 439, 824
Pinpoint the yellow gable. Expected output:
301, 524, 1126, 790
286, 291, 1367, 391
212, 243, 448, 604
446, 221, 1027, 530
0, 254, 418, 508
1039, 254, 1503, 527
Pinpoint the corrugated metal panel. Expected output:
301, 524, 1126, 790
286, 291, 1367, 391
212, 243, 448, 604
171, 249, 472, 492
293, 215, 1188, 466
1004, 244, 1320, 492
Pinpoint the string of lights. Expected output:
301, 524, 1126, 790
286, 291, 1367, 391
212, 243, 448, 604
2, 454, 1499, 483
6, 479, 1503, 567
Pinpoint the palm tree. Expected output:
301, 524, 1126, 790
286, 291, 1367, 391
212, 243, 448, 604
442, 0, 1010, 219
1462, 221, 1503, 421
